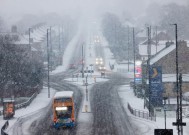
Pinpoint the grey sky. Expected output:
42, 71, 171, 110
0, 0, 188, 24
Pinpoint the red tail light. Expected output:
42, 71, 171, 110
54, 118, 57, 122
71, 118, 75, 122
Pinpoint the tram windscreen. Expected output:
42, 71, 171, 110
54, 98, 72, 102
55, 106, 72, 118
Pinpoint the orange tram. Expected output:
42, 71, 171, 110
52, 91, 75, 129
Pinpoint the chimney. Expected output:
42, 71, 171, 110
165, 41, 174, 48
11, 25, 17, 33
178, 40, 187, 47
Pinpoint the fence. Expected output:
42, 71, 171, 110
128, 103, 156, 121
0, 92, 38, 116
14, 92, 37, 110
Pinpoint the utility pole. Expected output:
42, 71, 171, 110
29, 28, 32, 58
29, 28, 31, 46
147, 26, 151, 116
155, 26, 158, 54
128, 26, 130, 72
179, 73, 183, 135
61, 25, 64, 65
59, 26, 61, 51
86, 74, 88, 101
62, 25, 64, 51
175, 24, 179, 134
133, 28, 136, 95
50, 27, 52, 71
172, 24, 180, 134
47, 29, 50, 98
58, 26, 61, 65
82, 44, 84, 78
172, 24, 186, 135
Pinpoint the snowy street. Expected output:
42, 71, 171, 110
1, 2, 189, 134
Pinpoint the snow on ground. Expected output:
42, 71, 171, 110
117, 84, 189, 135
99, 28, 189, 134
50, 25, 84, 75
4, 21, 109, 135
0, 22, 86, 133
1, 87, 56, 134
1, 21, 189, 135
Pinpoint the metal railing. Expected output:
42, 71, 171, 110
1, 121, 8, 135
128, 103, 156, 121
14, 92, 37, 110
0, 110, 3, 116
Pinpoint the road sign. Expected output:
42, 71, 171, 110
154, 129, 173, 135
149, 66, 163, 107
172, 122, 186, 126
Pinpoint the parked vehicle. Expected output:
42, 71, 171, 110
3, 98, 15, 120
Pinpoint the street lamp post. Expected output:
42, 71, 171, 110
147, 26, 151, 116
128, 26, 130, 72
47, 29, 50, 98
29, 28, 31, 46
86, 75, 88, 101
172, 24, 180, 134
82, 44, 84, 78
172, 24, 186, 135
133, 28, 136, 95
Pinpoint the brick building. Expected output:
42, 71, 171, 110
142, 40, 189, 97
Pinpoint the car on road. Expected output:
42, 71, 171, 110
95, 57, 103, 65
98, 65, 106, 71
69, 64, 76, 69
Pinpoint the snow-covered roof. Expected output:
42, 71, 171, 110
31, 47, 38, 51
138, 40, 171, 57
136, 29, 147, 37
54, 91, 73, 99
163, 74, 189, 82
14, 34, 29, 45
147, 74, 189, 83
139, 44, 166, 56
3, 98, 15, 102
30, 26, 48, 42
150, 44, 175, 65
140, 39, 156, 45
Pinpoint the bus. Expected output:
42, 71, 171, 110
52, 91, 75, 129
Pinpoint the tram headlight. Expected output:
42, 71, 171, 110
56, 107, 68, 111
